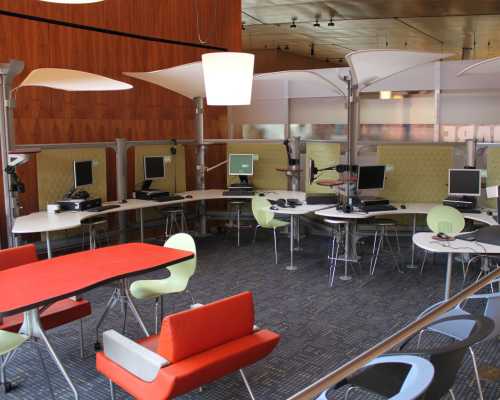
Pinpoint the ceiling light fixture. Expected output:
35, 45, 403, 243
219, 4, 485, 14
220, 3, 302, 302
202, 52, 255, 105
313, 18, 320, 27
328, 17, 335, 27
40, 0, 104, 3
242, 22, 246, 31
290, 17, 297, 28
379, 90, 392, 100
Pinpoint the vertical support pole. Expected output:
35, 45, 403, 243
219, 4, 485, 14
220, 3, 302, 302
115, 138, 128, 243
289, 136, 301, 191
465, 139, 476, 167
0, 60, 24, 248
194, 97, 207, 236
433, 61, 441, 143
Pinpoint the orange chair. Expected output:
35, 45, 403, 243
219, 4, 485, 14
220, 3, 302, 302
96, 291, 280, 400
0, 245, 91, 357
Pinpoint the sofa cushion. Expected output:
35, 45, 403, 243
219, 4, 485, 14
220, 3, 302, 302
157, 291, 255, 362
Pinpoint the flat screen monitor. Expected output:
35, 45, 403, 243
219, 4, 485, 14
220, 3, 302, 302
357, 165, 386, 190
73, 160, 93, 188
229, 154, 254, 176
448, 169, 481, 197
144, 156, 166, 180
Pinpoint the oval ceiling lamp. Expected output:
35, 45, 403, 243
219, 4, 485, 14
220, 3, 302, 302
202, 52, 255, 106
40, 0, 104, 3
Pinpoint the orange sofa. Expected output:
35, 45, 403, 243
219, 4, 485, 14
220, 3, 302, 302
96, 291, 280, 400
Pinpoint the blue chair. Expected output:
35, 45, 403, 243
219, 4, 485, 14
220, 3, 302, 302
316, 354, 435, 400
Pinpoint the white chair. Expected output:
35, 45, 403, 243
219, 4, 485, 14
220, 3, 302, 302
415, 277, 500, 400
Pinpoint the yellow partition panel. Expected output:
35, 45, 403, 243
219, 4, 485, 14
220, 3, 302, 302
37, 148, 107, 210
134, 145, 186, 193
226, 143, 287, 190
305, 143, 341, 193
486, 147, 500, 208
377, 145, 454, 202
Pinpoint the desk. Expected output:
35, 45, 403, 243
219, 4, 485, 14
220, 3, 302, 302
12, 189, 307, 257
316, 204, 497, 278
270, 201, 333, 271
413, 232, 500, 300
0, 243, 193, 399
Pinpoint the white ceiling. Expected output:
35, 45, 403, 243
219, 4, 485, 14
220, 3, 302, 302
242, 1, 500, 65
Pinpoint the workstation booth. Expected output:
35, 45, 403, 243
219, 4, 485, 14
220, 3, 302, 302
0, 2, 499, 400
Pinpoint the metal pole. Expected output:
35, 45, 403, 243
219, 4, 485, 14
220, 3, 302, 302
290, 136, 301, 191
0, 60, 24, 247
115, 138, 128, 243
194, 97, 207, 236
465, 139, 476, 167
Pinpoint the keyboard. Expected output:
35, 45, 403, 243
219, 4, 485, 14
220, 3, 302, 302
87, 204, 121, 212
223, 191, 254, 197
462, 209, 482, 214
152, 195, 184, 202
359, 204, 398, 212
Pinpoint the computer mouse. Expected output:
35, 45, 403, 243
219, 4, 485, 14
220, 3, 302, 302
186, 195, 193, 199
120, 199, 127, 204
259, 193, 265, 197
487, 210, 493, 216
270, 205, 279, 211
400, 204, 406, 209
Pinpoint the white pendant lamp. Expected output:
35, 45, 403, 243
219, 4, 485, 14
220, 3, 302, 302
201, 52, 255, 106
40, 0, 104, 3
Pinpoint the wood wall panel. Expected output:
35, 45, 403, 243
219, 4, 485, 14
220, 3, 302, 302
0, 1, 240, 246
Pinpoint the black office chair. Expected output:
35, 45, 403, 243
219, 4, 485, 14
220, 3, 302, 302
329, 315, 493, 400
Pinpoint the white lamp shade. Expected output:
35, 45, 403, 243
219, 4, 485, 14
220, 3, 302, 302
202, 52, 255, 106
40, 0, 104, 3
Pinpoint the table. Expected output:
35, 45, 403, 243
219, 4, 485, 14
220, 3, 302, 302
316, 203, 497, 279
0, 243, 193, 399
12, 189, 307, 257
269, 198, 332, 270
413, 232, 500, 300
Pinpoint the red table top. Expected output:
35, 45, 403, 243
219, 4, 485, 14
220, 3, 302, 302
0, 242, 193, 317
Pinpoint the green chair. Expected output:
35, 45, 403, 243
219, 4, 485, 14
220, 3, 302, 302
0, 330, 27, 392
130, 233, 197, 333
427, 205, 465, 238
251, 196, 290, 264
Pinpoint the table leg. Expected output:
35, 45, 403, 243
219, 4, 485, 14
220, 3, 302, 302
45, 232, 52, 259
294, 216, 303, 251
286, 215, 298, 271
340, 222, 352, 281
139, 209, 144, 243
20, 309, 79, 399
237, 206, 240, 247
407, 214, 418, 269
444, 252, 453, 300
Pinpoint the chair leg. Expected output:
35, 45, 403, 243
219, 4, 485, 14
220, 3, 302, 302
448, 389, 456, 400
273, 228, 278, 264
420, 251, 428, 274
239, 369, 256, 400
109, 379, 116, 400
79, 319, 85, 359
369, 230, 379, 275
155, 298, 160, 335
469, 347, 484, 400
36, 341, 56, 400
253, 225, 260, 244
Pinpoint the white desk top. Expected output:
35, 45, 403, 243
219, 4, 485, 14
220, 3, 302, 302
413, 232, 500, 254
12, 189, 317, 234
315, 203, 497, 226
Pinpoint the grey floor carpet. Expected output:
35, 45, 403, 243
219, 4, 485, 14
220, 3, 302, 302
1, 229, 499, 400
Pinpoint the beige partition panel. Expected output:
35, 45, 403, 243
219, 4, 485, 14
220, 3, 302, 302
226, 143, 287, 190
305, 143, 341, 193
134, 145, 186, 193
486, 147, 500, 208
37, 148, 107, 210
377, 145, 454, 202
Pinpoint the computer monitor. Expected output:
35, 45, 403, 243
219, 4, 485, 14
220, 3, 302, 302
144, 156, 166, 180
357, 165, 386, 190
229, 154, 254, 176
73, 160, 93, 188
448, 169, 481, 197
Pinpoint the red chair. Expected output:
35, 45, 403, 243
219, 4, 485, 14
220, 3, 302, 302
0, 245, 91, 357
96, 291, 280, 400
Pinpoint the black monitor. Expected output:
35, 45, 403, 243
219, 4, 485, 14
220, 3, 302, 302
357, 165, 386, 190
448, 169, 481, 197
73, 160, 93, 188
144, 156, 165, 180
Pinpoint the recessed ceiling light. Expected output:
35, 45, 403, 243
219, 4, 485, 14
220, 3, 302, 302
313, 18, 320, 27
40, 0, 104, 3
290, 17, 297, 28
328, 17, 335, 27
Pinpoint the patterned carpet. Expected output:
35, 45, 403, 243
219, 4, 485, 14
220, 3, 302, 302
1, 229, 499, 400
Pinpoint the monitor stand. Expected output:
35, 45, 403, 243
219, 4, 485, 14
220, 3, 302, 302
229, 175, 253, 191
